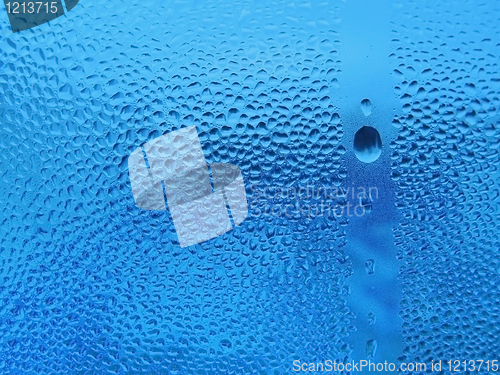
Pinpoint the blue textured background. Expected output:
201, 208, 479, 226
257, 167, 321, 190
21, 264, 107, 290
0, 0, 499, 373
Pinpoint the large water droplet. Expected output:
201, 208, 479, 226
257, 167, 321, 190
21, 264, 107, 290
360, 98, 372, 117
354, 126, 382, 163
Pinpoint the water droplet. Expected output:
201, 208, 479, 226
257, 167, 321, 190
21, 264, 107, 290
367, 312, 376, 325
366, 339, 377, 358
219, 339, 232, 348
354, 126, 382, 163
360, 98, 372, 117
365, 259, 375, 275
358, 192, 373, 214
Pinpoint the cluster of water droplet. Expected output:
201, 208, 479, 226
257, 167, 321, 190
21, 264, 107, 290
390, 0, 500, 366
0, 0, 356, 372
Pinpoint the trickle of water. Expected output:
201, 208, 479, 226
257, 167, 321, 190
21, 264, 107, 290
365, 259, 375, 275
360, 98, 372, 117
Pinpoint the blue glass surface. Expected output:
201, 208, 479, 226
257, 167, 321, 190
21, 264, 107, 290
0, 0, 499, 373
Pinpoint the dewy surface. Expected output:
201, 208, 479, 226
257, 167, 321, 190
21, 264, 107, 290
0, 0, 499, 374
0, 0, 349, 373
390, 0, 500, 364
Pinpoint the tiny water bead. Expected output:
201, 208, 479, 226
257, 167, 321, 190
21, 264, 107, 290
365, 259, 375, 274
365, 339, 378, 358
354, 126, 382, 163
360, 98, 372, 117
367, 312, 376, 325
